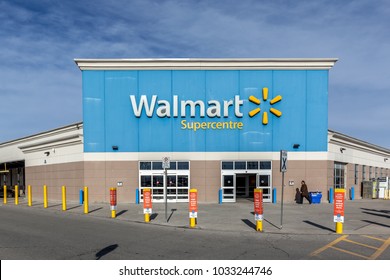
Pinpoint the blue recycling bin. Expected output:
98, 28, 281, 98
309, 191, 322, 204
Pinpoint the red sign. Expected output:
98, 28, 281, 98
189, 190, 198, 213
254, 189, 263, 215
110, 188, 117, 206
333, 189, 345, 222
143, 188, 152, 209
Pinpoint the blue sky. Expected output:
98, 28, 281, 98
1, 0, 389, 148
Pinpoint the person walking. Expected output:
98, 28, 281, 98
294, 187, 302, 204
300, 180, 311, 204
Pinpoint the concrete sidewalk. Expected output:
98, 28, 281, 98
5, 198, 390, 235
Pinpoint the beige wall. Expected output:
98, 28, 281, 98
190, 161, 220, 203
26, 158, 368, 204
83, 161, 138, 203
25, 162, 84, 202
272, 160, 329, 202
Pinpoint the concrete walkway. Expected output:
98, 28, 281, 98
7, 197, 389, 235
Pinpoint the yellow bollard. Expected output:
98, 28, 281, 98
84, 186, 89, 214
43, 185, 48, 208
190, 217, 196, 228
62, 186, 67, 211
144, 213, 150, 222
28, 185, 32, 206
256, 220, 263, 232
15, 185, 19, 205
3, 185, 7, 204
336, 222, 343, 234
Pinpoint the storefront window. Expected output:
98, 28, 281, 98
260, 161, 271, 170
334, 163, 345, 189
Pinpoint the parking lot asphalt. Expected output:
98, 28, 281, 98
3, 197, 389, 235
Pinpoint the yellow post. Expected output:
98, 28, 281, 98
84, 186, 89, 214
190, 217, 196, 227
144, 213, 150, 222
15, 185, 19, 205
43, 185, 48, 208
62, 186, 67, 211
28, 185, 32, 206
336, 222, 343, 234
256, 220, 263, 232
3, 185, 7, 204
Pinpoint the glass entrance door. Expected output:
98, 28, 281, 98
258, 174, 272, 203
236, 174, 257, 199
222, 174, 236, 202
140, 173, 190, 203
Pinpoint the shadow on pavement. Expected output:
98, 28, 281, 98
361, 211, 390, 219
116, 210, 128, 217
89, 207, 103, 213
167, 209, 177, 222
67, 205, 82, 210
47, 203, 62, 208
95, 244, 118, 260
241, 219, 256, 230
303, 220, 334, 232
361, 219, 390, 228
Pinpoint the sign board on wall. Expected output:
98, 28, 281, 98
82, 69, 330, 153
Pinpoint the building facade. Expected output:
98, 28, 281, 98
1, 59, 389, 203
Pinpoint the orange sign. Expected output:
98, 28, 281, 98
110, 188, 117, 206
143, 188, 152, 209
189, 189, 198, 213
333, 189, 345, 223
254, 188, 263, 215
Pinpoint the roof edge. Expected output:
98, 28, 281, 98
74, 58, 338, 70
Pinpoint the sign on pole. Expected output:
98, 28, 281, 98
162, 157, 170, 222
162, 157, 170, 169
333, 189, 345, 223
143, 188, 152, 214
189, 189, 198, 218
280, 150, 288, 172
280, 150, 287, 229
254, 188, 263, 221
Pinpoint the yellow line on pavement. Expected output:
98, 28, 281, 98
343, 239, 380, 250
362, 235, 386, 242
310, 235, 348, 257
369, 237, 390, 260
330, 246, 369, 259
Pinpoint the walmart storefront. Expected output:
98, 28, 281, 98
75, 58, 337, 203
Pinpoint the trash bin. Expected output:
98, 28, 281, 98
309, 191, 322, 204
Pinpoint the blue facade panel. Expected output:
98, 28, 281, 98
82, 69, 329, 153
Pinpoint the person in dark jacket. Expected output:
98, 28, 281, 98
295, 188, 302, 204
300, 180, 312, 204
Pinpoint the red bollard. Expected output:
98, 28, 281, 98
110, 187, 117, 218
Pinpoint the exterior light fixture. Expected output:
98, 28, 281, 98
112, 145, 119, 151
385, 158, 388, 162
44, 151, 50, 156
340, 148, 346, 153
293, 144, 300, 149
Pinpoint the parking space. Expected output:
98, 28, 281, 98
310, 235, 390, 259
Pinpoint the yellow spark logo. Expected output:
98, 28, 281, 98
249, 87, 282, 125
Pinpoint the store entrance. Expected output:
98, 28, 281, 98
236, 174, 257, 200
